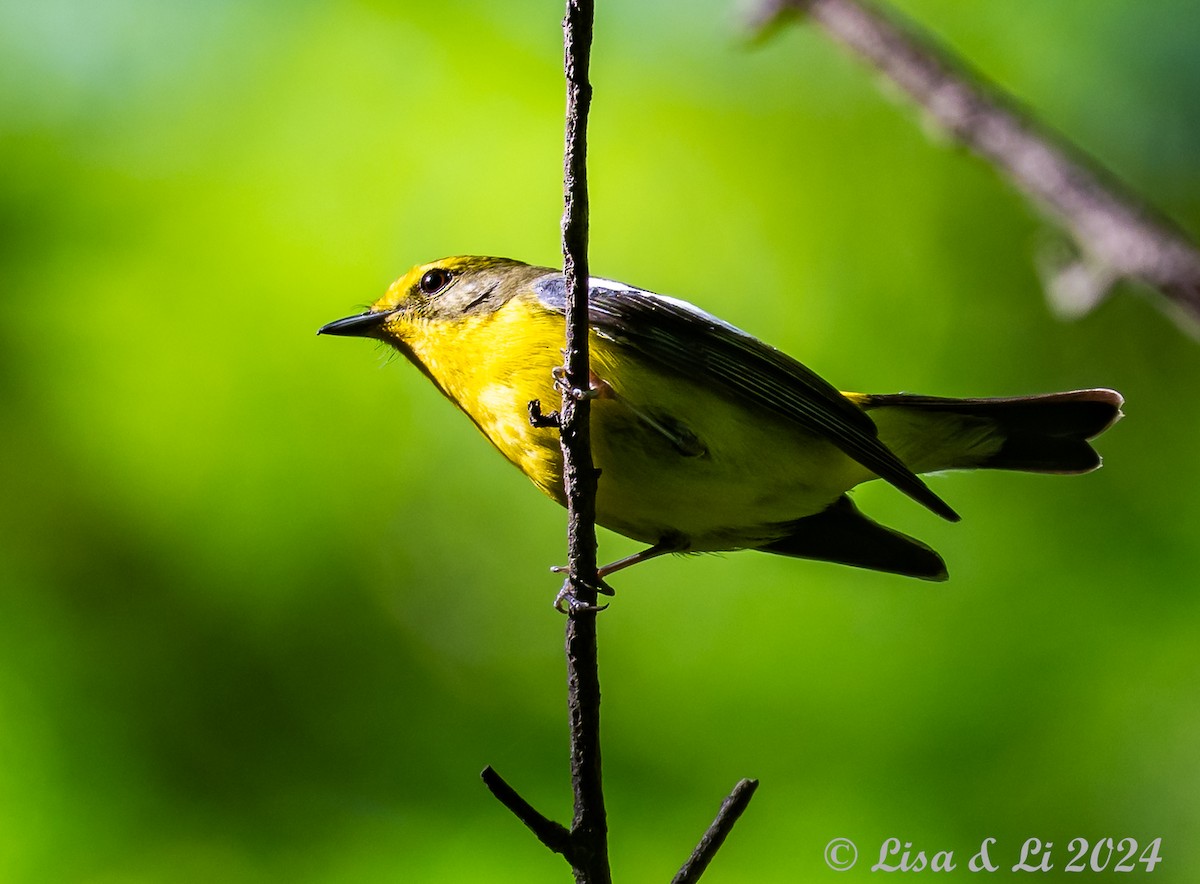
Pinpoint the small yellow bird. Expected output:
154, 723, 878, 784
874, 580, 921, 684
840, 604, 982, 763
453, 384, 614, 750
320, 256, 1122, 581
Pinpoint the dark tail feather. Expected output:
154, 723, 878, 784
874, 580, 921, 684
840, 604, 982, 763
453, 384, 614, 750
863, 388, 1124, 474
760, 495, 948, 581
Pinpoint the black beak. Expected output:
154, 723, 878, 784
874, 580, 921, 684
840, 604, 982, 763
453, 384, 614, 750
317, 310, 391, 339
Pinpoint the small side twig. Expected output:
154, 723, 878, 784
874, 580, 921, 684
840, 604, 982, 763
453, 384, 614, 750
748, 0, 1200, 330
672, 778, 760, 884
481, 766, 572, 856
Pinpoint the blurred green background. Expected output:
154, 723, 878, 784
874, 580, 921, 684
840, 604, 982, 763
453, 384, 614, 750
2, 0, 1198, 880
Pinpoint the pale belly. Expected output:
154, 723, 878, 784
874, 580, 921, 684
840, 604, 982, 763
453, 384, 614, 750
587, 379, 870, 550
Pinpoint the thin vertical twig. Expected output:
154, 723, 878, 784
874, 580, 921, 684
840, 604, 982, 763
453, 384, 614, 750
485, 3, 756, 879
559, 0, 610, 879
483, 1, 610, 881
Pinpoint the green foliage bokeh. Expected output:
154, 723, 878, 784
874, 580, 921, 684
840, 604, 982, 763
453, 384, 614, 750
2, 1, 1198, 880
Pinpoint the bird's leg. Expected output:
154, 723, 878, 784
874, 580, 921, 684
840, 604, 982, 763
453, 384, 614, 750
550, 566, 615, 595
549, 535, 687, 597
596, 537, 686, 578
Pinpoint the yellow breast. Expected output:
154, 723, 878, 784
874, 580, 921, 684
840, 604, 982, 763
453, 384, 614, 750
391, 294, 568, 501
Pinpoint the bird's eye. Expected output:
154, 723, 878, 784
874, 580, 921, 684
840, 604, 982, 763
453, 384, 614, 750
419, 268, 452, 295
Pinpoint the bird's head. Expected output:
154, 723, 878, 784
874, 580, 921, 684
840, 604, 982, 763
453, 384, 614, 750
317, 255, 545, 340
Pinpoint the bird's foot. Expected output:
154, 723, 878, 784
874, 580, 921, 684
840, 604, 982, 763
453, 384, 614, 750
551, 366, 613, 402
552, 572, 614, 615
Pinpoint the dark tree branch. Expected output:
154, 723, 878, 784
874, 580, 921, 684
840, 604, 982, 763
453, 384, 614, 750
559, 0, 612, 879
672, 779, 760, 884
486, 3, 757, 880
481, 766, 573, 856
484, 1, 611, 882
747, 0, 1200, 331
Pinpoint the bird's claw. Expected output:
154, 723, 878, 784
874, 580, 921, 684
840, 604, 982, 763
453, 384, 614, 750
552, 365, 601, 402
552, 574, 614, 614
527, 399, 560, 428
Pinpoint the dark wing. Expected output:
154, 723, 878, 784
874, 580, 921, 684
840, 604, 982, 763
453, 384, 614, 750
534, 274, 959, 522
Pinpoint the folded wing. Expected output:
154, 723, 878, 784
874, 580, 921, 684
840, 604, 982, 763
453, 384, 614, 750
535, 275, 959, 521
